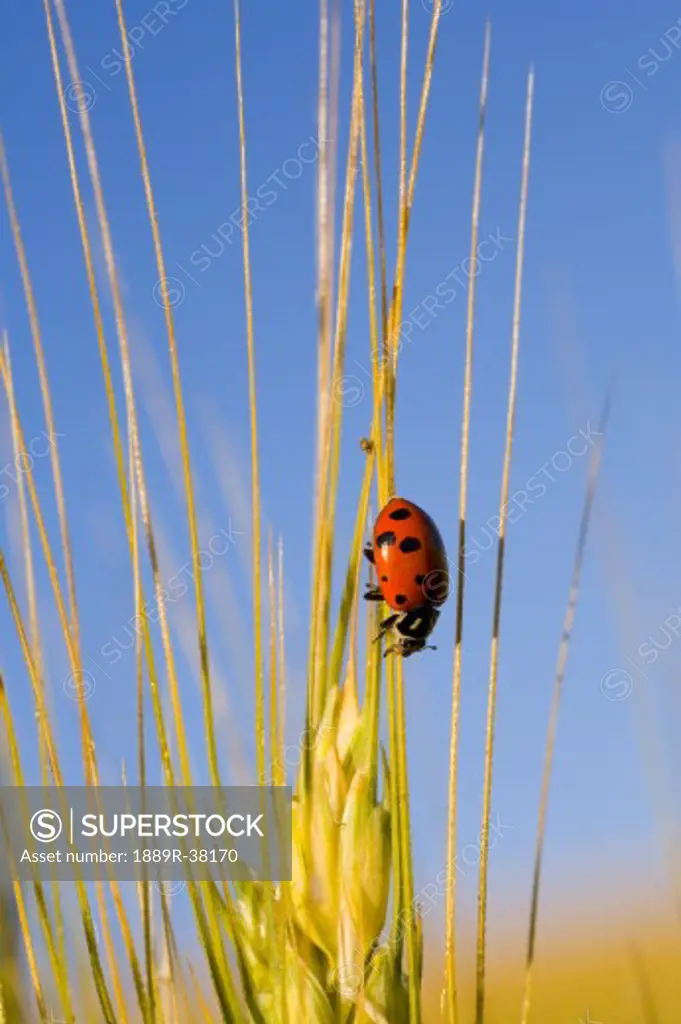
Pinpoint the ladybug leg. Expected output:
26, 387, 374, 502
384, 638, 437, 659
383, 641, 402, 658
372, 612, 400, 643
363, 541, 380, 599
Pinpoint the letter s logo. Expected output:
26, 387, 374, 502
30, 810, 63, 843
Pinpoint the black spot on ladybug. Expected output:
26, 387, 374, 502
415, 574, 425, 585
395, 594, 407, 605
399, 537, 421, 554
376, 531, 396, 548
389, 507, 412, 521
381, 575, 389, 583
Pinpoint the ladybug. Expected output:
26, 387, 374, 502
363, 496, 449, 657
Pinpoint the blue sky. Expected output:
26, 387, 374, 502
2, 0, 681, 952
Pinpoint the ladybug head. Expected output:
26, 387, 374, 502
383, 604, 440, 658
